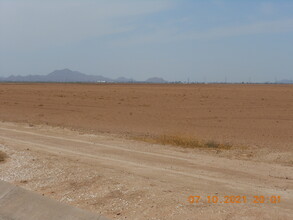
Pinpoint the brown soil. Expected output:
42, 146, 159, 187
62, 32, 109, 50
0, 83, 292, 219
0, 83, 292, 150
0, 150, 7, 162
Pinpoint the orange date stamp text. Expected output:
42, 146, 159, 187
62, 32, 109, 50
188, 195, 281, 204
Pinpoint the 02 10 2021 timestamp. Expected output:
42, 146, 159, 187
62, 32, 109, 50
188, 195, 281, 204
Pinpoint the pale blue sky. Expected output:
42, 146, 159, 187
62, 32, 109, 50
0, 0, 293, 82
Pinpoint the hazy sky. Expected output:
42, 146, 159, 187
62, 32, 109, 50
1, 0, 293, 82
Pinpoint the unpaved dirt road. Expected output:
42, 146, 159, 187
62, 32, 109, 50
0, 121, 292, 219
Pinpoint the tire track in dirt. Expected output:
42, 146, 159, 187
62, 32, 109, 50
0, 135, 255, 191
0, 126, 291, 179
0, 126, 292, 199
1, 123, 293, 218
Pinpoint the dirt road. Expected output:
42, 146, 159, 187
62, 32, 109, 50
0, 121, 292, 219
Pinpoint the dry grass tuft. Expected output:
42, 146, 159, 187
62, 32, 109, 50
135, 135, 232, 150
0, 151, 8, 162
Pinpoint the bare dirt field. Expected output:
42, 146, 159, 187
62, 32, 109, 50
0, 83, 292, 219
0, 83, 292, 151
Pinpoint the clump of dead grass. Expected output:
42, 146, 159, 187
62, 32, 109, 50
135, 134, 232, 150
0, 151, 8, 162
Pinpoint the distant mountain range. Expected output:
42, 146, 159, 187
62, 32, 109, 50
1, 69, 292, 84
0, 69, 168, 83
